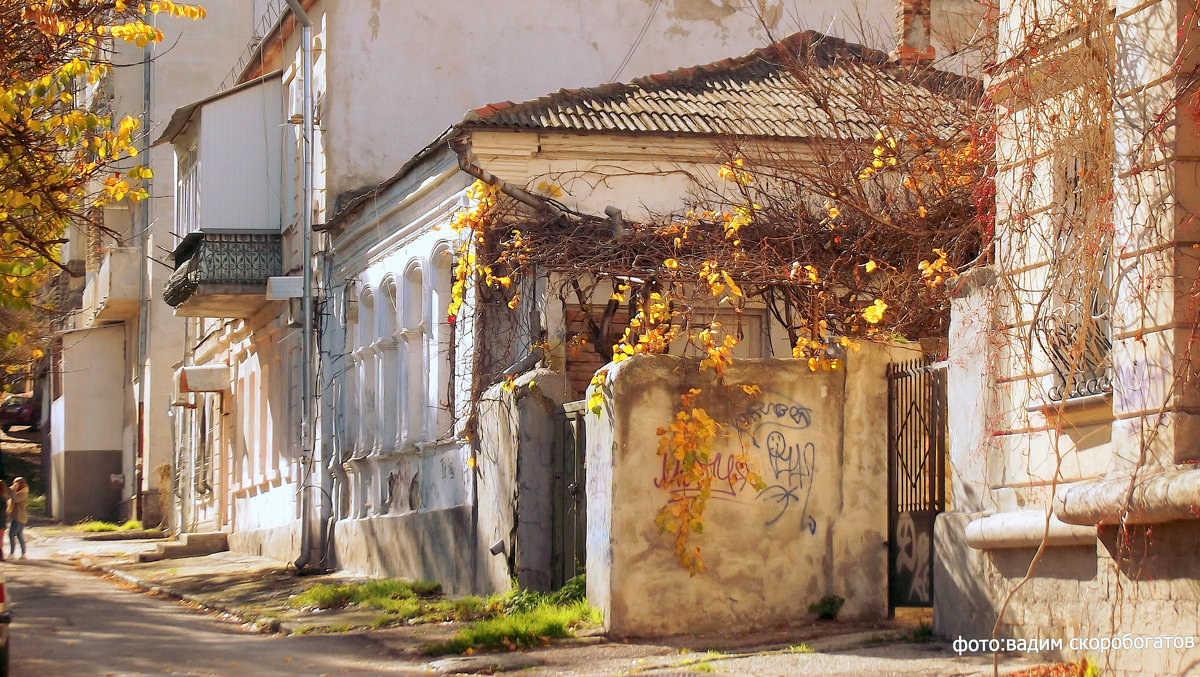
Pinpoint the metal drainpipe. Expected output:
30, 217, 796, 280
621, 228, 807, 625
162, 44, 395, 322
285, 0, 317, 570
135, 37, 153, 524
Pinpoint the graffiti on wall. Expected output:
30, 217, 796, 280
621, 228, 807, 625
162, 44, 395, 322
737, 394, 818, 532
894, 512, 931, 603
654, 447, 757, 499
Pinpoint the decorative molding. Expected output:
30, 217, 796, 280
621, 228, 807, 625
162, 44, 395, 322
965, 510, 1096, 550
1056, 468, 1200, 525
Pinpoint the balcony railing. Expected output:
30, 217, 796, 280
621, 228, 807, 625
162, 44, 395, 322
164, 232, 282, 318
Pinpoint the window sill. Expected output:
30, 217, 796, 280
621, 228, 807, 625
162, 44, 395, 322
965, 509, 1096, 550
1055, 468, 1200, 525
1028, 391, 1113, 427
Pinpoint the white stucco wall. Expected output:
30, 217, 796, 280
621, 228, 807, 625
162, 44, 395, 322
320, 0, 982, 203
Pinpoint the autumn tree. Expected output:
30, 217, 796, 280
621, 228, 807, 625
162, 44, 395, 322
0, 0, 204, 314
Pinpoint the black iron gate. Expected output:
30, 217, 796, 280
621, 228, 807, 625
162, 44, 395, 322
887, 358, 947, 613
551, 400, 587, 589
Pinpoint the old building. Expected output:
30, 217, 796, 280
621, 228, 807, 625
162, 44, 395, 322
934, 1, 1200, 674
160, 0, 982, 568
46, 2, 254, 524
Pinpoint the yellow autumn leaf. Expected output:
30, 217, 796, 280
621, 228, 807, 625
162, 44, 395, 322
536, 181, 564, 197
862, 298, 888, 324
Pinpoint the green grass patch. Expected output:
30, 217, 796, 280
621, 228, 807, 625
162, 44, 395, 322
912, 622, 934, 642
72, 520, 119, 532
288, 578, 493, 627
782, 644, 814, 654
288, 578, 442, 611
691, 662, 718, 673
71, 519, 144, 533
27, 494, 45, 513
424, 600, 600, 655
289, 573, 600, 650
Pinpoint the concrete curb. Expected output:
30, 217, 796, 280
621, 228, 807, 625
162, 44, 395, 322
626, 627, 919, 674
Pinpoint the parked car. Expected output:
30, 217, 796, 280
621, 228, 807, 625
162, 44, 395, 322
0, 394, 37, 433
0, 575, 9, 676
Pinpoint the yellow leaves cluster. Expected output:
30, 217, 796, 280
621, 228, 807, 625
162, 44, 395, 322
445, 181, 501, 322
535, 181, 563, 197
654, 388, 720, 574
862, 298, 888, 324
918, 248, 957, 287
859, 130, 899, 180
722, 205, 753, 241
107, 22, 162, 47
697, 324, 737, 377
613, 292, 678, 363
698, 260, 741, 304
717, 156, 754, 186
586, 369, 607, 414
655, 386, 766, 574
1, 0, 204, 306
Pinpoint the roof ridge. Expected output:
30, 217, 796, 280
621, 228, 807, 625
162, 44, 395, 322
464, 30, 886, 126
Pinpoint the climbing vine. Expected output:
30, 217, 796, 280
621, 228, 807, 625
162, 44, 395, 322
444, 32, 983, 573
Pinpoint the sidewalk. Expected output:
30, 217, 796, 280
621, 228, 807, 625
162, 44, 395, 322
23, 525, 1050, 676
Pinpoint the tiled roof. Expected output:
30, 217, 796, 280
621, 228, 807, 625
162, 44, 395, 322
462, 31, 971, 141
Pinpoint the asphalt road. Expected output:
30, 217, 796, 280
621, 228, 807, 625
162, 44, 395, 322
4, 555, 424, 677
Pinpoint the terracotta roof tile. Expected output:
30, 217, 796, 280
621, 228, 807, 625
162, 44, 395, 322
461, 31, 973, 141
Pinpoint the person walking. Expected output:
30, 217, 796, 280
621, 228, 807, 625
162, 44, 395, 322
8, 477, 27, 558
0, 481, 9, 562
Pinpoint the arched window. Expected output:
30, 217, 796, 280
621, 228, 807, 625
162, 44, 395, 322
341, 285, 360, 458
359, 288, 377, 454
377, 280, 399, 453
430, 247, 454, 438
401, 264, 425, 446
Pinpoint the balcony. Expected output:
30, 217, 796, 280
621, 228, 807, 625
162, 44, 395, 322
81, 248, 141, 324
163, 232, 283, 318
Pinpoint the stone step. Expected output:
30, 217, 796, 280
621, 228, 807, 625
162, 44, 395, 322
137, 531, 229, 563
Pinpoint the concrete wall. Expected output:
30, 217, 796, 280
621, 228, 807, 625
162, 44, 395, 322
333, 506, 476, 595
477, 369, 573, 593
51, 450, 123, 524
227, 520, 301, 564
586, 347, 896, 637
50, 325, 127, 522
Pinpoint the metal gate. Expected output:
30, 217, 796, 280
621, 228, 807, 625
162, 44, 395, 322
551, 400, 587, 589
887, 358, 947, 613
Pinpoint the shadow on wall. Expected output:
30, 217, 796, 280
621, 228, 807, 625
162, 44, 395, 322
334, 506, 476, 595
1098, 521, 1200, 587
989, 544, 1098, 581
